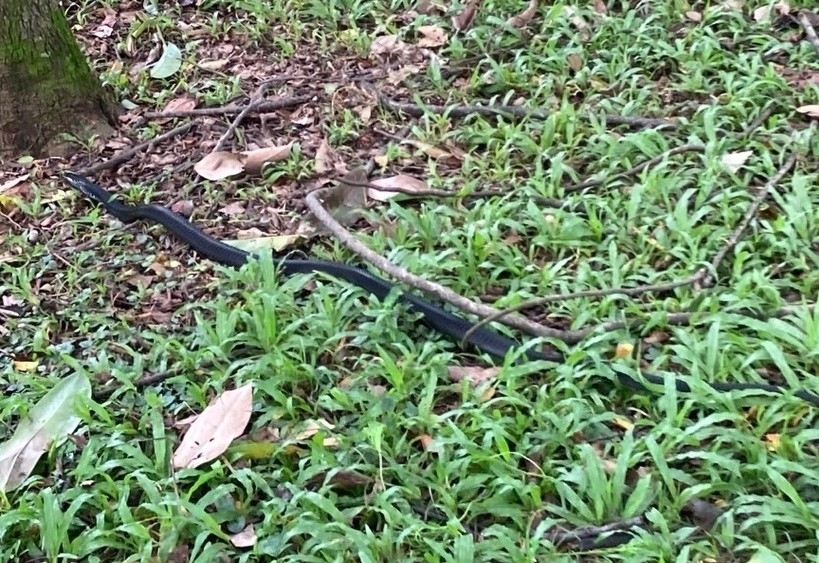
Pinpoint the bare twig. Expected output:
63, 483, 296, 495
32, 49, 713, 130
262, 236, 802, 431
798, 10, 819, 57
701, 151, 798, 288
142, 95, 313, 120
213, 81, 278, 152
363, 82, 676, 130
738, 103, 776, 139
304, 185, 569, 342
461, 275, 704, 347
564, 144, 706, 193
74, 121, 197, 176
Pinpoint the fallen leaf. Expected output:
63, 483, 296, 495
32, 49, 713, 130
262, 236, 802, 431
796, 104, 819, 118
0, 373, 91, 492
194, 151, 246, 181
171, 383, 254, 469
226, 234, 303, 253
315, 138, 332, 174
0, 174, 29, 194
163, 95, 197, 113
685, 10, 702, 21
448, 365, 501, 385
370, 35, 409, 58
507, 0, 538, 28
417, 25, 447, 47
721, 150, 752, 173
615, 342, 633, 359
230, 524, 257, 548
242, 143, 293, 176
219, 201, 245, 215
452, 0, 480, 30
295, 418, 336, 441
150, 42, 182, 79
566, 53, 583, 72
563, 6, 590, 41
368, 174, 430, 201
12, 360, 38, 372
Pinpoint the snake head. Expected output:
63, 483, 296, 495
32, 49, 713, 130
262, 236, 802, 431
62, 172, 111, 204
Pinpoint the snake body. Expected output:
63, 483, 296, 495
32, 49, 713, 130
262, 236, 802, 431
63, 172, 819, 407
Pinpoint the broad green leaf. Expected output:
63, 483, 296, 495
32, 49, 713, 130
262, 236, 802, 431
150, 43, 182, 79
0, 372, 91, 492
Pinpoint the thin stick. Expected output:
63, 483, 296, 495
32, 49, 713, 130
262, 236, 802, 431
74, 122, 197, 176
303, 185, 569, 342
142, 95, 313, 120
701, 151, 798, 287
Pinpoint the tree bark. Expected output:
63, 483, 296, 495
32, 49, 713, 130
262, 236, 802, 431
0, 0, 118, 158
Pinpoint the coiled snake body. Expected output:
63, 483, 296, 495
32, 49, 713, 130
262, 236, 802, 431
63, 172, 819, 407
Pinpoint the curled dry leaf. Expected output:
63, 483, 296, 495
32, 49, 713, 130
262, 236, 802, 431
448, 365, 501, 385
562, 6, 590, 41
370, 35, 410, 59
417, 25, 448, 47
614, 342, 633, 359
194, 143, 293, 180
796, 104, 819, 117
452, 0, 480, 30
230, 524, 257, 548
507, 0, 538, 28
171, 383, 253, 469
721, 150, 753, 173
163, 95, 197, 113
194, 151, 246, 181
368, 174, 430, 201
315, 138, 333, 174
243, 143, 293, 176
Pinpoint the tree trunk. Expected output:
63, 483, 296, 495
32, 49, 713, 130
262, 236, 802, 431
0, 0, 118, 159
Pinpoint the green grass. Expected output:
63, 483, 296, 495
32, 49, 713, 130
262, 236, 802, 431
4, 0, 819, 561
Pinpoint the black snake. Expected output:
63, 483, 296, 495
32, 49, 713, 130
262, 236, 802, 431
62, 172, 819, 407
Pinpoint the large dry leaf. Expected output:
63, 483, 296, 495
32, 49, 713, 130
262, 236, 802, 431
453, 0, 480, 30
304, 167, 369, 234
194, 151, 246, 181
368, 174, 430, 201
172, 383, 253, 469
507, 0, 538, 28
796, 104, 819, 117
242, 143, 293, 176
721, 150, 752, 173
417, 25, 448, 47
0, 372, 91, 492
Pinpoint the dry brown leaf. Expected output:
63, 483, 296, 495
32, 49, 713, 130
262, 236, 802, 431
194, 151, 246, 181
315, 138, 332, 174
368, 174, 430, 201
507, 0, 538, 28
452, 0, 480, 30
198, 59, 231, 71
417, 25, 448, 47
406, 139, 453, 160
171, 383, 253, 469
370, 35, 409, 58
0, 174, 29, 194
415, 0, 444, 14
242, 143, 293, 176
563, 6, 590, 41
448, 365, 501, 385
721, 150, 752, 173
163, 95, 197, 113
219, 201, 246, 216
230, 524, 257, 548
295, 419, 336, 441
685, 11, 702, 21
567, 53, 583, 72
228, 233, 303, 253
796, 104, 819, 117
615, 342, 633, 359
